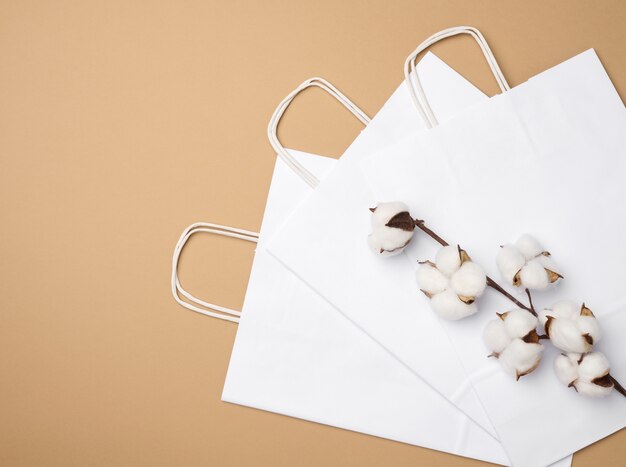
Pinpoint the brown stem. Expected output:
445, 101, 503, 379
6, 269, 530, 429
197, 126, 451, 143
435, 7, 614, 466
414, 220, 448, 247
487, 278, 536, 315
525, 288, 537, 316
610, 375, 626, 398
414, 219, 535, 315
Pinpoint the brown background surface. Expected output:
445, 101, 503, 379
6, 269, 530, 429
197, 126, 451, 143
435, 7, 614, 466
1, 1, 625, 466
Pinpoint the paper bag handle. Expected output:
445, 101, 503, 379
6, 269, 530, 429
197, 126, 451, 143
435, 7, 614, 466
172, 222, 258, 323
268, 77, 371, 188
405, 26, 510, 128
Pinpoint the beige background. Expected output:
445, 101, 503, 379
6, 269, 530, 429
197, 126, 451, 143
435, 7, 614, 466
1, 1, 625, 465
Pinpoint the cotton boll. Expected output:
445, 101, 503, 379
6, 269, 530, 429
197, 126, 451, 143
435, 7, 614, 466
370, 202, 411, 228
373, 226, 413, 251
554, 353, 579, 386
537, 254, 563, 284
416, 262, 448, 296
496, 245, 526, 285
497, 235, 563, 290
450, 261, 487, 299
548, 300, 579, 320
368, 226, 413, 257
576, 352, 613, 398
502, 309, 538, 340
431, 288, 477, 320
546, 317, 591, 353
485, 309, 543, 379
499, 338, 543, 380
483, 319, 510, 355
544, 301, 601, 353
519, 258, 550, 290
577, 316, 602, 346
515, 234, 544, 260
368, 202, 415, 256
435, 245, 462, 276
556, 352, 616, 397
418, 246, 486, 320
538, 308, 557, 335
576, 381, 614, 397
577, 352, 610, 382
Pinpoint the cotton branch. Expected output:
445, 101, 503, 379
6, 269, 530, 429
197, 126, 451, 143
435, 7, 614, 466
414, 219, 535, 315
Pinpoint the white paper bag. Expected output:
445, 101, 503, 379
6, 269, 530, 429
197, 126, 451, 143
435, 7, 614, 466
360, 38, 626, 466
220, 150, 511, 464
267, 29, 498, 433
170, 73, 515, 463
174, 150, 571, 467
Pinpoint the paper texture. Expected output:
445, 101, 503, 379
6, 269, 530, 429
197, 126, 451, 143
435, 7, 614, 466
360, 49, 626, 467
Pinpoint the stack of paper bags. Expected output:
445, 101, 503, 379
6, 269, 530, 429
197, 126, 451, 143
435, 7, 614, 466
223, 52, 516, 464
266, 28, 625, 466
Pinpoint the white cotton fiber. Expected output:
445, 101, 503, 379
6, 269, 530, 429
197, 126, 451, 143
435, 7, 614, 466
578, 352, 610, 382
415, 262, 448, 296
554, 353, 579, 386
515, 234, 544, 260
547, 300, 578, 319
435, 245, 462, 276
499, 338, 543, 379
368, 226, 413, 257
483, 319, 509, 354
431, 289, 477, 320
548, 318, 590, 353
576, 381, 613, 397
519, 258, 550, 290
555, 352, 615, 397
370, 201, 410, 228
450, 261, 487, 298
496, 234, 562, 290
368, 202, 415, 256
496, 245, 526, 284
483, 308, 543, 379
502, 308, 538, 339
417, 245, 486, 320
543, 301, 601, 353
